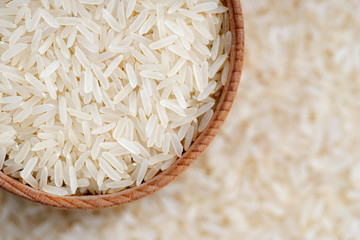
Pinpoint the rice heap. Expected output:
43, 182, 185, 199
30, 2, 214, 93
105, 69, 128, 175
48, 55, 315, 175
1, 0, 360, 239
0, 0, 231, 195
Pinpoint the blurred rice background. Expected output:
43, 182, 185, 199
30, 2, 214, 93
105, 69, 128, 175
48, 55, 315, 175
1, 0, 360, 239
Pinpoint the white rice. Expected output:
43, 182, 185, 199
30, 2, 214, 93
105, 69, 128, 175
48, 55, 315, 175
0, 0, 230, 195
19, 156, 38, 179
31, 139, 58, 151
150, 35, 178, 50
84, 69, 94, 93
116, 138, 141, 155
148, 153, 174, 165
1, 43, 28, 61
198, 109, 214, 132
40, 60, 60, 78
125, 63, 138, 88
42, 185, 68, 195
102, 152, 125, 173
105, 179, 133, 189
99, 157, 121, 181
54, 161, 63, 187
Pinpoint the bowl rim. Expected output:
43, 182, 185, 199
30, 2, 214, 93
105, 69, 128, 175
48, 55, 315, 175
0, 0, 245, 209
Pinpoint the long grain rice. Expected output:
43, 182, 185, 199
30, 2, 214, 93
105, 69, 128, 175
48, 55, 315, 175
0, 0, 230, 195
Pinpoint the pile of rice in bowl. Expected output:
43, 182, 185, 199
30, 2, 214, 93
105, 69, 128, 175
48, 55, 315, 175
0, 0, 231, 196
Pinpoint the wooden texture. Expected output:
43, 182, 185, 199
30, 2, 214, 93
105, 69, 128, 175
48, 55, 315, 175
0, 0, 245, 209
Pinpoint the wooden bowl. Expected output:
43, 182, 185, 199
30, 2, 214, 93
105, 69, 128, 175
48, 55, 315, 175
0, 0, 244, 209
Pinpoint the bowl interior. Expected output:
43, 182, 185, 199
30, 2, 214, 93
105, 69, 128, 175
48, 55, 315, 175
0, 0, 244, 209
